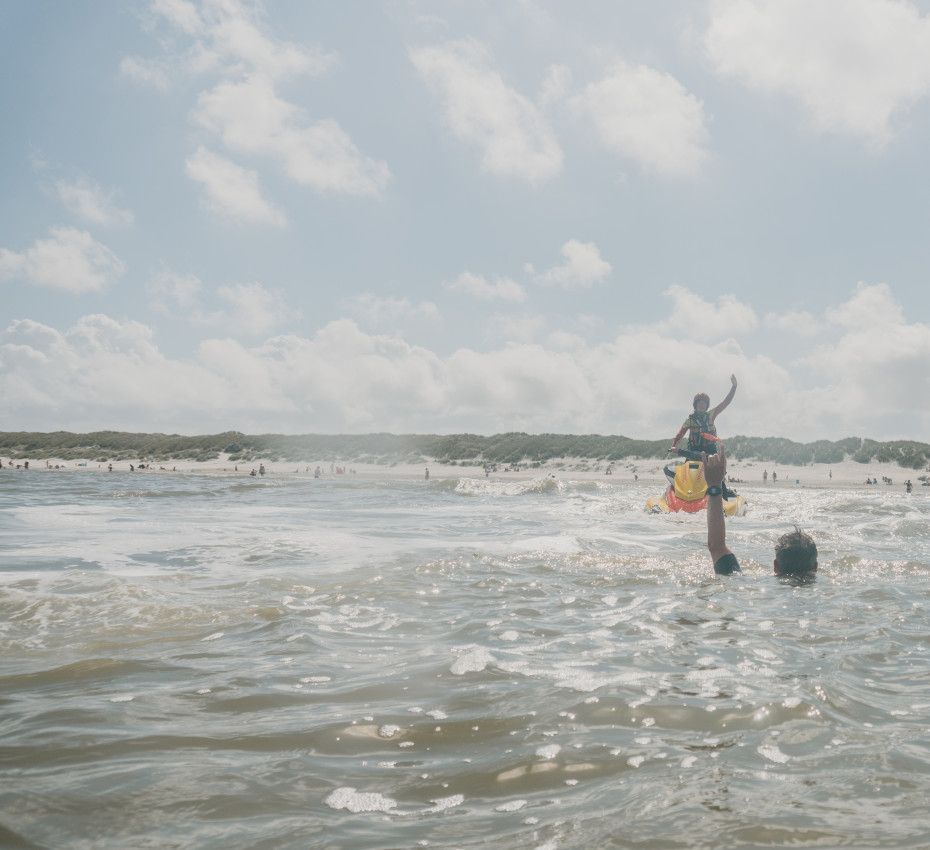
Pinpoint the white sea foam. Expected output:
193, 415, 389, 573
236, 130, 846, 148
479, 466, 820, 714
495, 799, 527, 811
758, 744, 790, 764
324, 787, 397, 813
450, 646, 494, 675
428, 794, 464, 812
536, 744, 561, 759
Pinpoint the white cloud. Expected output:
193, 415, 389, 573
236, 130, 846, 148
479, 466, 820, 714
827, 281, 903, 328
195, 78, 390, 197
344, 293, 441, 329
445, 272, 527, 302
572, 59, 709, 177
764, 309, 821, 336
0, 227, 124, 294
535, 240, 612, 289
409, 39, 563, 183
130, 0, 386, 199
54, 177, 134, 227
152, 0, 202, 35
705, 0, 930, 146
803, 283, 930, 427
657, 285, 758, 340
186, 146, 286, 226
147, 270, 291, 336
119, 55, 171, 91
148, 270, 204, 314
5, 283, 930, 438
152, 0, 335, 80
538, 64, 572, 107
215, 282, 293, 336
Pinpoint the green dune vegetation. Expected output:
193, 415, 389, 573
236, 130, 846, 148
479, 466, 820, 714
1, 431, 929, 470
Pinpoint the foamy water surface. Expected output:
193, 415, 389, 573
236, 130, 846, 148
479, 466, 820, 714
2, 471, 930, 849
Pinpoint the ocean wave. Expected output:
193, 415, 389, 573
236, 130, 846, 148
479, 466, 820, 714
431, 476, 565, 497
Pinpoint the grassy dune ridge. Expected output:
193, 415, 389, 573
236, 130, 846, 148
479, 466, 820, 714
1, 431, 929, 469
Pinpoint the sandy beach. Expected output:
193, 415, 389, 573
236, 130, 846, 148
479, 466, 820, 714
9, 453, 926, 491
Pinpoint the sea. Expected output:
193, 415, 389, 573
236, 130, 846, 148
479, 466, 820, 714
2, 470, 930, 849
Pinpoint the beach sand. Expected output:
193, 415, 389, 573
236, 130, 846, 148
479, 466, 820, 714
9, 454, 926, 490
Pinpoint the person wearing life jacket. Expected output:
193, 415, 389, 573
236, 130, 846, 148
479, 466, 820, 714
669, 374, 737, 457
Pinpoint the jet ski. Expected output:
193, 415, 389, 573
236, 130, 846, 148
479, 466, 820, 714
646, 455, 746, 516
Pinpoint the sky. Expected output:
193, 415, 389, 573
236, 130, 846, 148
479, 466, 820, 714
2, 0, 930, 441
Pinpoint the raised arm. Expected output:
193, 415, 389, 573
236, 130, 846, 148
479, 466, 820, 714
670, 421, 689, 450
704, 445, 740, 574
711, 374, 737, 419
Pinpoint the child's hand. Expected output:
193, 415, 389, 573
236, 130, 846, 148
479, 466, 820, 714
703, 444, 727, 486
730, 373, 737, 388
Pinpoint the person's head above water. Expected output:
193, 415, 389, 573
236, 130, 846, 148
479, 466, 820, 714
773, 528, 817, 576
693, 392, 710, 412
704, 443, 819, 579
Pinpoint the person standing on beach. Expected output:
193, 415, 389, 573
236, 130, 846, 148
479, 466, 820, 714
704, 444, 817, 578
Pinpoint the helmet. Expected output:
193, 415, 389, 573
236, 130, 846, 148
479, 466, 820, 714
693, 393, 710, 409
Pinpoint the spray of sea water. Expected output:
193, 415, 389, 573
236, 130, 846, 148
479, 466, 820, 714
2, 472, 930, 849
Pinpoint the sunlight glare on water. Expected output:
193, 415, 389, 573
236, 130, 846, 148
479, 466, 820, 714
2, 472, 930, 849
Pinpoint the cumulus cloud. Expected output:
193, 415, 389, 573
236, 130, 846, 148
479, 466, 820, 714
827, 281, 904, 328
803, 283, 930, 429
657, 285, 758, 340
147, 271, 292, 336
151, 0, 336, 80
216, 282, 293, 336
119, 55, 171, 91
409, 39, 563, 183
445, 272, 527, 302
194, 78, 390, 197
148, 269, 204, 314
0, 311, 787, 435
572, 59, 709, 177
705, 0, 930, 146
764, 309, 821, 337
7, 281, 930, 437
54, 177, 134, 227
533, 240, 612, 289
538, 64, 572, 107
186, 146, 286, 226
130, 0, 388, 200
0, 227, 125, 293
344, 293, 441, 330
152, 0, 202, 35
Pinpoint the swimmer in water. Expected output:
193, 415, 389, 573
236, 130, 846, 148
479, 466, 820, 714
704, 444, 817, 578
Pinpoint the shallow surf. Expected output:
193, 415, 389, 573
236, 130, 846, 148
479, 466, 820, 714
2, 472, 929, 848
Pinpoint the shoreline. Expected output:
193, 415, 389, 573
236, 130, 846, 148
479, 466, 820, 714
5, 454, 926, 490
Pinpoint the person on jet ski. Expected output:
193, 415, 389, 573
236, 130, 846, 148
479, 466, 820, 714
669, 374, 737, 459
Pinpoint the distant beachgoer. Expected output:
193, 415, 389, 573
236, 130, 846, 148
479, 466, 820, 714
425, 467, 430, 481
259, 464, 266, 476
705, 445, 817, 578
772, 471, 777, 482
906, 480, 913, 493
250, 469, 257, 477
129, 464, 135, 472
763, 469, 768, 483
24, 461, 29, 470
829, 468, 832, 480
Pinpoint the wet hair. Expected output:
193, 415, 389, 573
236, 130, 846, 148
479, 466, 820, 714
774, 527, 818, 575
693, 393, 710, 409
